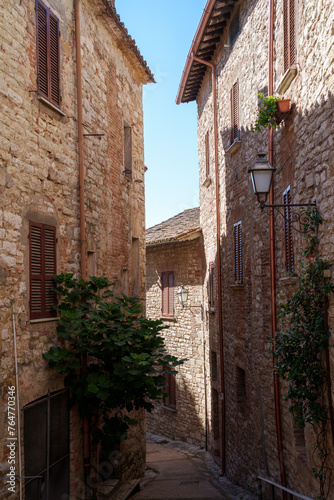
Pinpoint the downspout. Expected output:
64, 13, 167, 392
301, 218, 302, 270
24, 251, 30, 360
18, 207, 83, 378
74, 0, 90, 496
268, 0, 287, 493
193, 55, 226, 474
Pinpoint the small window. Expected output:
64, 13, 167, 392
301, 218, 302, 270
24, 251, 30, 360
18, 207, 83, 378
130, 237, 140, 297
210, 351, 218, 382
230, 80, 240, 144
234, 221, 242, 283
211, 388, 220, 441
236, 366, 246, 410
208, 262, 214, 309
30, 222, 57, 319
283, 0, 296, 72
229, 8, 240, 46
162, 368, 176, 409
124, 124, 132, 180
205, 131, 210, 178
161, 271, 174, 317
283, 186, 294, 273
36, 0, 61, 106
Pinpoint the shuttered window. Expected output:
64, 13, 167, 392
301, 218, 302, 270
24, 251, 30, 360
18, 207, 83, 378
283, 0, 296, 72
162, 368, 176, 410
230, 80, 239, 143
283, 186, 294, 272
36, 0, 61, 106
208, 262, 214, 309
234, 221, 242, 283
205, 131, 210, 178
30, 222, 57, 320
161, 272, 174, 317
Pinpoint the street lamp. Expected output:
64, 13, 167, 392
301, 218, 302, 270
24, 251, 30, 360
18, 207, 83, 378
248, 152, 276, 209
177, 285, 189, 306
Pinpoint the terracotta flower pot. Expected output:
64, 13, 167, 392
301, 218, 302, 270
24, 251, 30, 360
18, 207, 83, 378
277, 99, 291, 113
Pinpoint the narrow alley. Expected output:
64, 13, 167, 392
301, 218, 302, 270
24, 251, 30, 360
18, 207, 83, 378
130, 434, 257, 500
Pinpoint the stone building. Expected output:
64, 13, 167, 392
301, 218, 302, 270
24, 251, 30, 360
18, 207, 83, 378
176, 0, 334, 498
146, 208, 208, 448
0, 0, 153, 498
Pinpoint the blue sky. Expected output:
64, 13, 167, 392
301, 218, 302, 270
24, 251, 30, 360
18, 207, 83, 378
115, 1, 205, 228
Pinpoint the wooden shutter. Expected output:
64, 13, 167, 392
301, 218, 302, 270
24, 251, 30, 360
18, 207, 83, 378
161, 272, 174, 317
163, 369, 176, 410
205, 131, 210, 178
209, 262, 214, 309
231, 80, 239, 143
162, 273, 168, 316
36, 0, 60, 106
30, 222, 57, 319
283, 187, 294, 272
234, 221, 242, 283
283, 0, 296, 72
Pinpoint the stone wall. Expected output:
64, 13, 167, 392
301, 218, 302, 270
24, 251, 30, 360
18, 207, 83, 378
0, 0, 149, 497
196, 0, 334, 496
146, 235, 207, 448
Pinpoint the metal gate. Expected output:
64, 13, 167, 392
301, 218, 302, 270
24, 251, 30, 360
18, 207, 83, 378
24, 390, 69, 500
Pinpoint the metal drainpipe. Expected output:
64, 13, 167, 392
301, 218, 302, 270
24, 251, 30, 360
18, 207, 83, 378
193, 55, 226, 474
74, 0, 90, 496
268, 0, 287, 494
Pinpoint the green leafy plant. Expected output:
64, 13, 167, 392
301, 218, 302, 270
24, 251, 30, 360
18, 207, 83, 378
273, 208, 334, 499
43, 273, 184, 454
252, 93, 280, 132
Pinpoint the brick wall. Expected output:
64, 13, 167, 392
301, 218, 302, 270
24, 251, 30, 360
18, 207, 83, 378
0, 0, 149, 497
146, 235, 207, 448
196, 0, 334, 496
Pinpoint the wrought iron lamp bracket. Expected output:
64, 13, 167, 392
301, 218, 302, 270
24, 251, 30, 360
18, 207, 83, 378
259, 200, 318, 234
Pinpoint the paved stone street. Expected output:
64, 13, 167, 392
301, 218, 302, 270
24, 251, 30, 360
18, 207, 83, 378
130, 434, 257, 499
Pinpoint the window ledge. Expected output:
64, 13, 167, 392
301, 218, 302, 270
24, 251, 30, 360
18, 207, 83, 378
30, 317, 59, 324
37, 95, 66, 117
208, 309, 215, 315
161, 316, 177, 322
203, 177, 211, 188
230, 283, 244, 289
226, 140, 241, 155
276, 66, 298, 95
161, 405, 177, 412
280, 276, 298, 286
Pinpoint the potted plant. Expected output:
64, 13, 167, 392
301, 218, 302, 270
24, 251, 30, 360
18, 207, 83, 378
252, 93, 291, 132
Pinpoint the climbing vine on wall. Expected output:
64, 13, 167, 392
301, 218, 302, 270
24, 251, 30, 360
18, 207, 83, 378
273, 208, 334, 499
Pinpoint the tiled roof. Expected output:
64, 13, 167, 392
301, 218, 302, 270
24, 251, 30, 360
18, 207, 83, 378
146, 208, 200, 245
99, 0, 155, 84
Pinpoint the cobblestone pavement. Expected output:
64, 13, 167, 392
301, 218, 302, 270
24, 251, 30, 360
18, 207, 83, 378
130, 433, 258, 500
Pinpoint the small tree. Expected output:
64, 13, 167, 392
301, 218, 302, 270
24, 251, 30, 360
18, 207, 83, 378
43, 273, 184, 453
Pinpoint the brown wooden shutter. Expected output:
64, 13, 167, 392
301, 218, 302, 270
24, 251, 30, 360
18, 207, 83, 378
36, 1, 48, 98
30, 222, 57, 319
49, 13, 60, 106
162, 368, 176, 410
36, 0, 60, 105
168, 272, 174, 316
231, 80, 239, 143
205, 131, 210, 178
283, 0, 296, 71
162, 273, 168, 316
209, 262, 214, 309
234, 221, 242, 283
283, 188, 294, 272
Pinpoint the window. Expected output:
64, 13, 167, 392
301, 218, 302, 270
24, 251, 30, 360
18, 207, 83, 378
230, 80, 239, 143
30, 222, 57, 320
130, 237, 140, 297
210, 351, 218, 382
229, 8, 240, 46
283, 0, 296, 72
234, 221, 242, 283
161, 271, 174, 317
124, 124, 132, 180
211, 388, 220, 442
36, 0, 61, 106
205, 131, 210, 178
208, 262, 214, 309
162, 368, 176, 409
283, 186, 294, 272
24, 390, 69, 500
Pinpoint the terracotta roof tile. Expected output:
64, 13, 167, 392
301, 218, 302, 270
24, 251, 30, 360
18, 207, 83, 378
146, 207, 200, 245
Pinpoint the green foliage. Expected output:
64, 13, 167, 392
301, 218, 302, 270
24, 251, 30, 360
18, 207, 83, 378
273, 208, 333, 498
43, 273, 184, 452
252, 93, 280, 132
